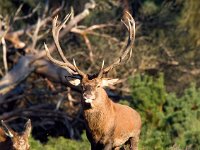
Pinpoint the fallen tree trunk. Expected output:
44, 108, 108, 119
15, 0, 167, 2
0, 1, 95, 100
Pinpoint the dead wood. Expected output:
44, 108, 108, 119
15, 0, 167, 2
0, 1, 96, 100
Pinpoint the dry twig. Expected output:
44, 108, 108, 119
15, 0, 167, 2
13, 4, 39, 21
1, 37, 8, 74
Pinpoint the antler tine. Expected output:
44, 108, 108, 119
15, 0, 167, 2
98, 60, 105, 78
45, 13, 86, 77
44, 43, 76, 71
126, 11, 135, 41
73, 59, 86, 77
101, 60, 105, 69
44, 43, 64, 66
52, 13, 71, 63
98, 11, 135, 76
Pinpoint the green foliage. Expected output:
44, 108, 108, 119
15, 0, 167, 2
140, 1, 159, 16
29, 136, 44, 150
0, 0, 16, 15
179, 0, 200, 46
124, 74, 200, 149
130, 73, 166, 125
30, 132, 90, 150
1, 0, 200, 149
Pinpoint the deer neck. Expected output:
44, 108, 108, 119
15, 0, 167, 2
83, 88, 115, 141
83, 87, 113, 122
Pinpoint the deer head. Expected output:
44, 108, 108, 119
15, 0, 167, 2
44, 11, 135, 104
0, 119, 32, 150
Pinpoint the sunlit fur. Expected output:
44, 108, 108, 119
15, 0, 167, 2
81, 76, 142, 150
0, 120, 31, 150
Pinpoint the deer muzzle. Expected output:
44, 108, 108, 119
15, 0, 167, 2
83, 92, 95, 103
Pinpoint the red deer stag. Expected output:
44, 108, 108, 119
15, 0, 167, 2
0, 119, 31, 150
44, 11, 141, 150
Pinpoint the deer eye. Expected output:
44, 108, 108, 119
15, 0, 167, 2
97, 84, 101, 88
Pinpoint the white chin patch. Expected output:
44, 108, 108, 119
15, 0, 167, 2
85, 99, 93, 103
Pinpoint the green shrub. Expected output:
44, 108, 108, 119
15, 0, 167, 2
30, 131, 90, 150
123, 74, 200, 149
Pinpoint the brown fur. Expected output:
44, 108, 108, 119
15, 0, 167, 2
44, 11, 140, 149
0, 120, 31, 150
81, 77, 141, 150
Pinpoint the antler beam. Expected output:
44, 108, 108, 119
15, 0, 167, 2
98, 11, 135, 78
44, 14, 86, 77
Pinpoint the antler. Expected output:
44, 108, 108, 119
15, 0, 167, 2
45, 12, 135, 79
98, 11, 135, 78
44, 13, 86, 77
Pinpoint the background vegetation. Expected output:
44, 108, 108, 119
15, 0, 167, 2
0, 0, 199, 149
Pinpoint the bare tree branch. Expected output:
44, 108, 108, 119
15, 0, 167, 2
14, 4, 40, 21
0, 0, 96, 97
29, 18, 42, 53
1, 37, 8, 74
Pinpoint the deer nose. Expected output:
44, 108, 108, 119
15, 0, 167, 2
83, 93, 89, 99
83, 92, 95, 100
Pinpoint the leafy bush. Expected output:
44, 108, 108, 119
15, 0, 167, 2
30, 132, 90, 150
140, 1, 159, 16
125, 74, 200, 149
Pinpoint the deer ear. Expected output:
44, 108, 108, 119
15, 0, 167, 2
24, 119, 32, 137
65, 76, 81, 86
101, 78, 119, 87
1, 120, 14, 138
